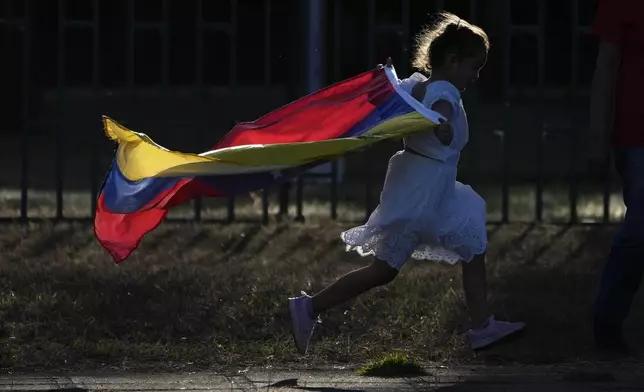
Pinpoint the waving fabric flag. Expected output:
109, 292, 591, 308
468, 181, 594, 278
94, 65, 442, 263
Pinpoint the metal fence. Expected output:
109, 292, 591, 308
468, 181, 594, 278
0, 0, 616, 225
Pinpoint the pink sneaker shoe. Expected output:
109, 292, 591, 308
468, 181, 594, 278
466, 316, 525, 350
288, 292, 317, 355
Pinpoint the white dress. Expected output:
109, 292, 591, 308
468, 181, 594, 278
341, 73, 487, 270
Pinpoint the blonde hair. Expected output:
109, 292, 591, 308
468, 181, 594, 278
412, 12, 490, 74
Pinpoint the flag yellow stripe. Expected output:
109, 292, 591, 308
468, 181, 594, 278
104, 112, 437, 181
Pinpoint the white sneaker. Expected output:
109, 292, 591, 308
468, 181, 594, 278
466, 316, 525, 350
288, 292, 317, 355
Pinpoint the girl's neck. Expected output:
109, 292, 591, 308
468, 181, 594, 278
427, 70, 454, 85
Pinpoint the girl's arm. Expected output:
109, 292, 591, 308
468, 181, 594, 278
410, 81, 454, 145
411, 82, 454, 123
431, 100, 454, 123
411, 82, 427, 102
430, 100, 454, 146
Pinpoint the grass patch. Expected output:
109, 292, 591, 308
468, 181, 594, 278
356, 352, 427, 377
0, 221, 642, 372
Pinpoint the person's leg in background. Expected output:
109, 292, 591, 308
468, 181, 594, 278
594, 147, 644, 355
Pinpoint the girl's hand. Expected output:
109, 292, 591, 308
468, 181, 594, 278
436, 121, 453, 146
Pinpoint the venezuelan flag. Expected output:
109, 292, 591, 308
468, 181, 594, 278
95, 65, 443, 263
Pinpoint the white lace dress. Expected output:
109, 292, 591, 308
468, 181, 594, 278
341, 73, 487, 269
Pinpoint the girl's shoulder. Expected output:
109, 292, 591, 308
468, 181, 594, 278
398, 72, 428, 92
398, 74, 461, 107
422, 80, 461, 109
425, 80, 461, 101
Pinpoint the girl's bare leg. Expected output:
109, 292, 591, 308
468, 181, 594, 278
311, 258, 398, 315
461, 252, 525, 350
461, 252, 491, 328
290, 257, 399, 355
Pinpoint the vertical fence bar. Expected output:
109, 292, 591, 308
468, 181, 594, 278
330, 161, 338, 219
295, 176, 304, 222
364, 0, 375, 221
301, 0, 325, 223
536, 125, 545, 222
306, 0, 323, 92
195, 0, 203, 85
55, 134, 63, 215
277, 185, 289, 216
502, 131, 509, 223
230, 0, 238, 221
161, 0, 169, 87
597, 0, 611, 222
570, 0, 580, 224
55, 122, 63, 216
194, 198, 202, 221
264, 0, 271, 85
571, 0, 579, 94
333, 0, 341, 83
569, 123, 579, 223
127, 0, 135, 88
401, 0, 409, 76
261, 189, 269, 224
230, 0, 237, 85
536, 0, 546, 223
537, 0, 545, 90
194, 0, 204, 220
603, 145, 611, 223
501, 0, 511, 223
329, 0, 342, 220
227, 196, 235, 222
295, 180, 304, 222
160, 0, 176, 220
90, 0, 100, 218
495, 129, 509, 223
265, 0, 285, 219
469, 0, 478, 22
502, 0, 511, 102
278, 182, 289, 217
55, 0, 65, 220
1, 0, 7, 23
277, 183, 289, 217
19, 0, 31, 222
294, 0, 306, 222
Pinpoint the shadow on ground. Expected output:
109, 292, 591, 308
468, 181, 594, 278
0, 221, 641, 372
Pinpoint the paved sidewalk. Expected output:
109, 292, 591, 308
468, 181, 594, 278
1, 363, 643, 391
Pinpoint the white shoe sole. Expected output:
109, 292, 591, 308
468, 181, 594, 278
470, 324, 526, 350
